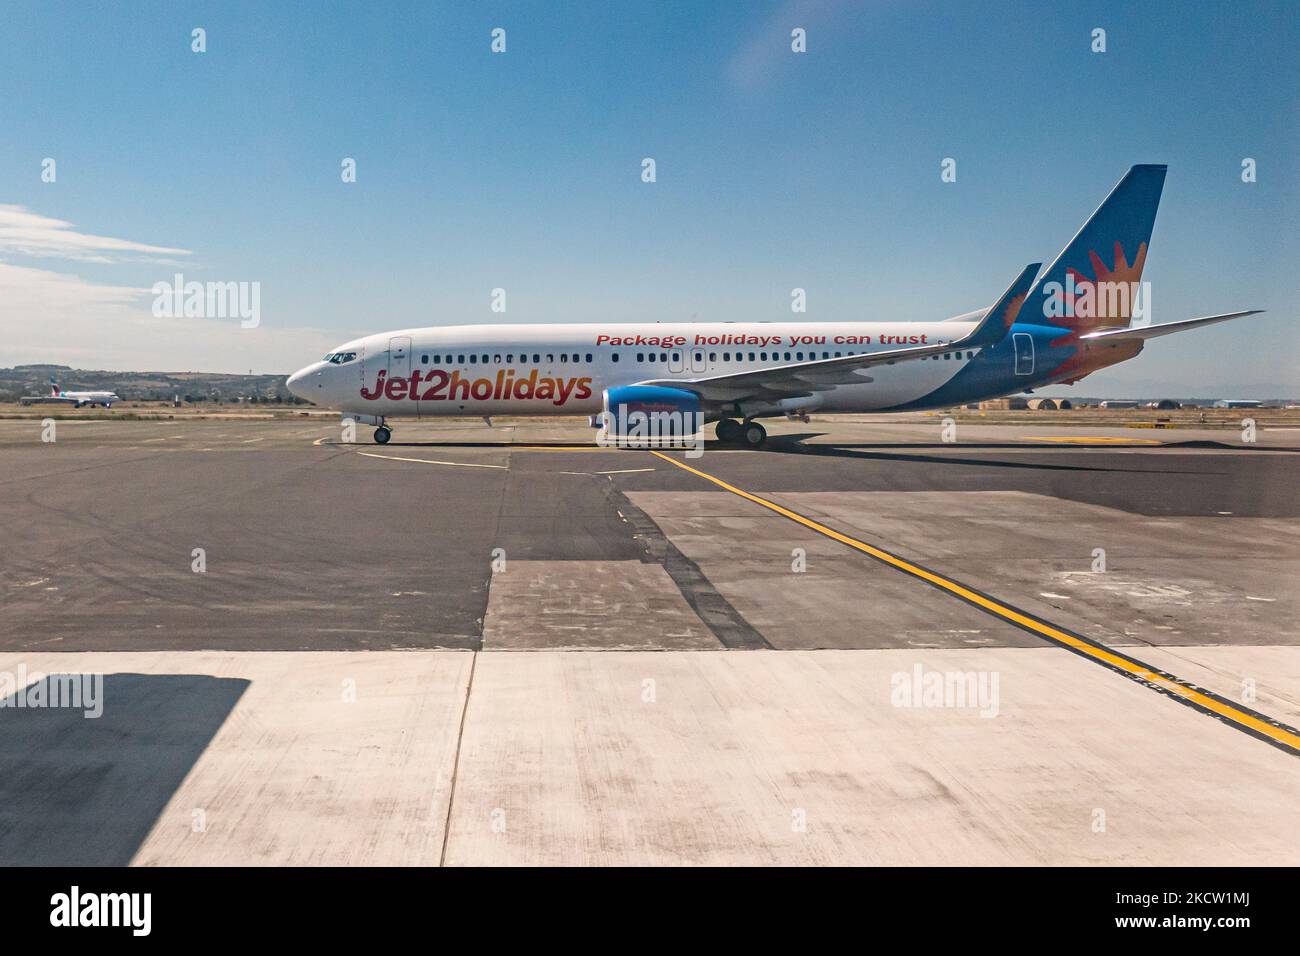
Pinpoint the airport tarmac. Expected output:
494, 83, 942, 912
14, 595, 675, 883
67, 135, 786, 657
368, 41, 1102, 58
1, 414, 1298, 864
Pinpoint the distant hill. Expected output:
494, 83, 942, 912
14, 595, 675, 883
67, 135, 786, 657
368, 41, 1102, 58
0, 365, 306, 404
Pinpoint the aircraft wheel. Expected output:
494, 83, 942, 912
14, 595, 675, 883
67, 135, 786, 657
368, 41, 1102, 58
715, 418, 742, 443
741, 421, 767, 449
374, 426, 391, 444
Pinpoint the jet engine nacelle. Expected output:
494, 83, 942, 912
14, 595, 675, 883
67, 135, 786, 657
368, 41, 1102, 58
599, 385, 702, 447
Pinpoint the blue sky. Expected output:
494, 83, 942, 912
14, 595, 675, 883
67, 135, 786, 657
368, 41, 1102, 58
1, 0, 1295, 393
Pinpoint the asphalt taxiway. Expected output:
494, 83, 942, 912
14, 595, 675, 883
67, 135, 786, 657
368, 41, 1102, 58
1, 415, 1298, 864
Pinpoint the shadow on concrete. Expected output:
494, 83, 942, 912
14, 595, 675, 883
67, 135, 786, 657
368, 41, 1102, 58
0, 673, 249, 866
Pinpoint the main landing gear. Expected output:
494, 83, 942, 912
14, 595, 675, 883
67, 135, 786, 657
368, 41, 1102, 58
374, 425, 392, 444
715, 418, 767, 449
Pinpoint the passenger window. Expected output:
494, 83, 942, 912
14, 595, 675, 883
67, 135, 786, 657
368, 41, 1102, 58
586, 353, 593, 362
660, 353, 667, 363
546, 353, 554, 363
784, 352, 791, 361
457, 354, 465, 364
694, 352, 703, 363
648, 353, 656, 362
421, 354, 428, 364
967, 351, 974, 359
723, 352, 731, 362
468, 355, 476, 365
709, 352, 717, 362
506, 354, 513, 362
612, 353, 620, 363
560, 354, 567, 362
760, 352, 768, 361
637, 353, 644, 362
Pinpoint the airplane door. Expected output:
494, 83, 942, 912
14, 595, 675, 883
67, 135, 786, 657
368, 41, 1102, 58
389, 336, 412, 411
389, 336, 411, 376
668, 350, 684, 374
1013, 333, 1034, 376
690, 349, 705, 373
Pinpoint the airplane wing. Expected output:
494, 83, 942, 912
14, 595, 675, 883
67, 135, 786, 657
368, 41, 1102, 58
19, 396, 78, 405
1078, 310, 1264, 343
635, 262, 1041, 405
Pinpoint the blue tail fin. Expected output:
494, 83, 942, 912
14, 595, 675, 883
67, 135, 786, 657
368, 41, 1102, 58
1023, 164, 1166, 334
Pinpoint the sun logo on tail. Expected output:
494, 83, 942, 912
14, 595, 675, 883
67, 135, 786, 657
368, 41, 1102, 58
1047, 240, 1148, 332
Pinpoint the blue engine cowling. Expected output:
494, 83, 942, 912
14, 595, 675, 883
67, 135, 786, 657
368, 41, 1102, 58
600, 385, 702, 446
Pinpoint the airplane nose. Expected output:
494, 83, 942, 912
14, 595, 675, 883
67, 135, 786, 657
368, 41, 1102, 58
286, 366, 313, 401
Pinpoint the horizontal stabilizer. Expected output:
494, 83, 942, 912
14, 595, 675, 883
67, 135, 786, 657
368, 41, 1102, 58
1079, 310, 1264, 342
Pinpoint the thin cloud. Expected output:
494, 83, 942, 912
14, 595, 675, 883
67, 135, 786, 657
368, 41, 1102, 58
0, 205, 191, 263
0, 260, 335, 372
726, 0, 855, 90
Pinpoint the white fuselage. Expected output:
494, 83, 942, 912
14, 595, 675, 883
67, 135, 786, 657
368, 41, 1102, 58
61, 391, 119, 406
287, 321, 987, 419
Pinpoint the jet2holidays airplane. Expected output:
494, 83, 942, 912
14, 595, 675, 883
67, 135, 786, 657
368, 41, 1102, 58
287, 166, 1262, 448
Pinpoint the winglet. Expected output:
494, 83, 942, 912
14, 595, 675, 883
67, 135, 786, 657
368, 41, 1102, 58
962, 262, 1041, 347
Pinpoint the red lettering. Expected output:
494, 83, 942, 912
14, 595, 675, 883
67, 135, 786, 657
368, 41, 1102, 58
420, 370, 449, 400
513, 369, 537, 400
360, 369, 386, 400
554, 377, 577, 406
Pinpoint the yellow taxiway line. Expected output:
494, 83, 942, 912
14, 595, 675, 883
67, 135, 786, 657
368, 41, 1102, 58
649, 450, 1300, 757
1022, 436, 1164, 445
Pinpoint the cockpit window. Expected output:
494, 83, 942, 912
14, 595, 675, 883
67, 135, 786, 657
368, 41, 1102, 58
323, 351, 357, 365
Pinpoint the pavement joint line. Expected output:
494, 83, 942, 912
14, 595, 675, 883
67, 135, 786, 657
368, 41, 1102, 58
649, 450, 1300, 758
439, 651, 478, 867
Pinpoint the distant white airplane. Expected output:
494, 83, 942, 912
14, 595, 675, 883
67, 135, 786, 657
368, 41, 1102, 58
288, 165, 1264, 446
20, 377, 121, 409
